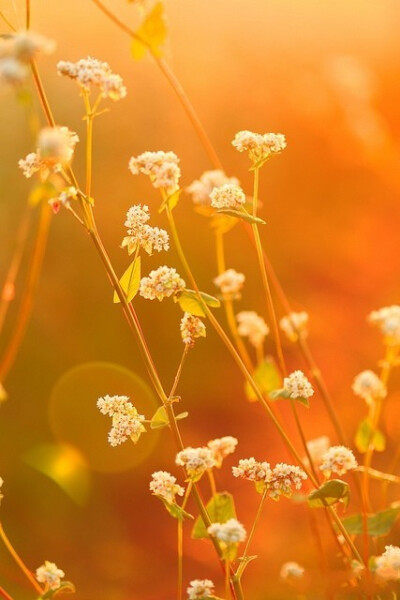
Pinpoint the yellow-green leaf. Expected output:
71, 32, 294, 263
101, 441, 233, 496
192, 492, 236, 539
245, 358, 282, 402
131, 2, 167, 60
341, 505, 400, 536
28, 181, 57, 207
150, 405, 169, 429
355, 418, 386, 454
307, 479, 350, 508
216, 208, 266, 225
176, 289, 220, 317
159, 189, 181, 213
113, 257, 141, 304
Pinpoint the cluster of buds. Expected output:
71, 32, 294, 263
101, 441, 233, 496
233, 458, 307, 499
175, 447, 216, 482
97, 394, 146, 447
213, 269, 245, 299
319, 446, 357, 478
129, 151, 181, 194
121, 204, 169, 255
232, 130, 286, 166
236, 311, 269, 348
36, 561, 65, 592
279, 311, 309, 342
149, 471, 185, 505
57, 56, 127, 101
0, 30, 54, 87
139, 266, 186, 301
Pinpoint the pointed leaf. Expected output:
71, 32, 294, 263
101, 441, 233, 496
355, 418, 386, 454
150, 405, 169, 429
159, 189, 181, 213
192, 492, 236, 539
341, 505, 400, 536
29, 181, 57, 207
216, 208, 266, 225
131, 2, 167, 60
113, 257, 141, 304
307, 479, 350, 508
176, 289, 220, 317
245, 357, 282, 402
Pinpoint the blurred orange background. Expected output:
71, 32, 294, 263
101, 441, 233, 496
1, 0, 400, 598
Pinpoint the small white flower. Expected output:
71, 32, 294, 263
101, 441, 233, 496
236, 311, 269, 348
207, 436, 238, 468
283, 370, 314, 400
36, 561, 65, 591
187, 579, 215, 599
180, 313, 206, 347
187, 170, 239, 207
97, 395, 146, 446
129, 151, 181, 192
232, 457, 272, 483
176, 447, 216, 481
279, 312, 309, 342
214, 269, 245, 298
121, 204, 169, 255
19, 126, 79, 180
139, 266, 186, 301
306, 436, 331, 466
0, 57, 29, 85
267, 463, 307, 500
149, 471, 185, 504
232, 130, 286, 164
368, 305, 400, 346
320, 446, 357, 477
210, 183, 246, 210
57, 56, 127, 100
374, 545, 400, 582
352, 370, 386, 405
280, 561, 305, 581
207, 518, 246, 544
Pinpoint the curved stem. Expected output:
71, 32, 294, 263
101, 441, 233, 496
0, 523, 44, 596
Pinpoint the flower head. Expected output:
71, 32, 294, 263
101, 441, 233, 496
207, 518, 246, 544
121, 204, 169, 255
187, 170, 239, 207
320, 446, 357, 477
368, 305, 400, 346
210, 183, 246, 210
352, 370, 386, 405
129, 151, 181, 193
149, 471, 185, 504
0, 31, 54, 88
232, 457, 272, 483
36, 561, 65, 591
279, 312, 309, 342
283, 370, 314, 400
232, 130, 286, 165
280, 561, 305, 581
139, 266, 185, 301
207, 436, 238, 468
236, 311, 269, 348
180, 313, 206, 347
57, 57, 127, 100
267, 463, 307, 500
214, 269, 245, 298
187, 579, 215, 599
97, 394, 146, 446
176, 447, 216, 481
19, 126, 79, 180
374, 545, 400, 582
306, 436, 331, 466
0, 57, 29, 85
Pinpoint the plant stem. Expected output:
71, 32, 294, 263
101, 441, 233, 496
169, 346, 189, 398
0, 523, 44, 596
0, 10, 16, 30
240, 489, 267, 564
25, 0, 30, 28
207, 469, 217, 497
177, 517, 183, 600
225, 557, 231, 599
0, 587, 14, 600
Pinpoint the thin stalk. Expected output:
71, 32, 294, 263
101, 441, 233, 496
0, 523, 44, 596
29, 59, 56, 127
225, 558, 231, 599
0, 10, 16, 30
207, 469, 217, 497
0, 587, 14, 600
177, 517, 183, 600
26, 0, 30, 29
240, 488, 267, 564
169, 346, 189, 398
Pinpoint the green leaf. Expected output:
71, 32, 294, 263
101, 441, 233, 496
216, 208, 266, 225
28, 181, 57, 207
355, 418, 386, 454
176, 289, 220, 317
42, 581, 76, 598
159, 189, 181, 213
235, 555, 258, 580
176, 411, 189, 421
307, 479, 350, 508
269, 387, 309, 407
113, 257, 141, 304
341, 505, 400, 536
192, 492, 236, 539
245, 358, 282, 402
161, 499, 193, 521
131, 2, 167, 60
150, 406, 169, 429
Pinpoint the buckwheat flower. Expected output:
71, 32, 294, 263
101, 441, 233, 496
213, 269, 245, 298
306, 436, 330, 465
368, 305, 400, 346
232, 130, 286, 164
10, 31, 55, 63
187, 579, 215, 599
236, 311, 269, 348
19, 126, 79, 179
267, 463, 307, 500
97, 394, 146, 446
36, 561, 65, 591
139, 266, 185, 301
352, 370, 386, 405
176, 447, 216, 481
279, 311, 309, 342
207, 436, 238, 468
49, 186, 78, 214
0, 57, 29, 85
57, 57, 127, 100
280, 561, 305, 581
18, 152, 42, 178
149, 471, 185, 504
232, 457, 272, 483
210, 183, 246, 210
374, 545, 400, 582
283, 370, 314, 400
129, 151, 181, 192
207, 518, 246, 544
320, 446, 357, 477
121, 205, 169, 255
186, 170, 240, 207
180, 313, 206, 347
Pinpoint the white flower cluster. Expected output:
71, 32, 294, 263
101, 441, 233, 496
175, 447, 216, 480
121, 204, 169, 255
374, 545, 400, 582
19, 126, 79, 179
279, 311, 309, 342
187, 169, 239, 207
214, 269, 245, 298
207, 518, 246, 544
319, 446, 357, 477
232, 457, 272, 482
368, 305, 400, 346
306, 436, 330, 465
207, 436, 238, 468
187, 579, 215, 599
149, 471, 185, 504
139, 266, 186, 301
180, 313, 206, 347
36, 561, 65, 591
236, 311, 269, 348
267, 463, 307, 500
352, 370, 386, 405
0, 31, 55, 86
232, 130, 287, 164
280, 561, 305, 581
283, 370, 314, 400
57, 56, 127, 100
129, 151, 181, 192
97, 394, 146, 447
210, 183, 246, 210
